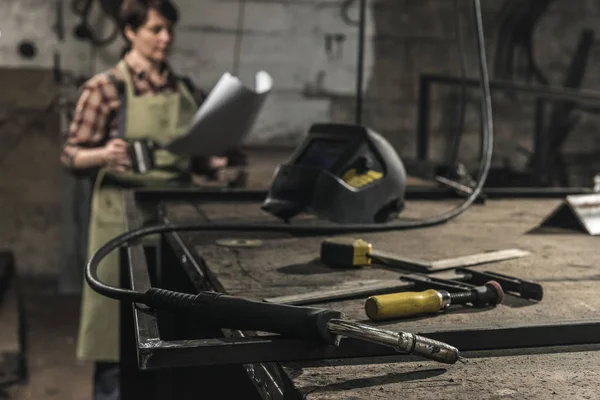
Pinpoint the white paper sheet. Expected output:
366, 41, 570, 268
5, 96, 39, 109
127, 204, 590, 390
165, 71, 273, 156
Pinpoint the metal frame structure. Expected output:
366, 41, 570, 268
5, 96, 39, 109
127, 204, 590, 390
123, 191, 600, 375
133, 186, 594, 205
128, 239, 600, 370
115, 0, 600, 394
354, 0, 367, 125
415, 73, 600, 176
0, 252, 28, 394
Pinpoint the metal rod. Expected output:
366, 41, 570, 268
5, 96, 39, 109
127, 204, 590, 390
435, 175, 476, 195
132, 187, 594, 206
533, 98, 547, 185
424, 73, 600, 104
232, 0, 247, 76
417, 77, 431, 161
355, 0, 367, 125
136, 318, 600, 369
416, 73, 600, 162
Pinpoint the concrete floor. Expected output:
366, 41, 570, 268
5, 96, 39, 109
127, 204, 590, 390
4, 279, 91, 399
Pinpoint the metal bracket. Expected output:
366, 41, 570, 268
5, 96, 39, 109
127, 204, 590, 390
455, 268, 544, 300
537, 194, 600, 235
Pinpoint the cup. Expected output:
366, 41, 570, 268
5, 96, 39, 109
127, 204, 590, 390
127, 139, 156, 174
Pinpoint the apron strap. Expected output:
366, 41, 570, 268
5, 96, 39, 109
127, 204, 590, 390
176, 76, 201, 108
107, 64, 128, 140
116, 60, 137, 100
114, 61, 199, 137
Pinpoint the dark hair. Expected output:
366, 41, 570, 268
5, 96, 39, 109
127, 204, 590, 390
119, 0, 179, 33
119, 0, 179, 56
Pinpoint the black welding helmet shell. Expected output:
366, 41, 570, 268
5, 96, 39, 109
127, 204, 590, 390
262, 124, 407, 224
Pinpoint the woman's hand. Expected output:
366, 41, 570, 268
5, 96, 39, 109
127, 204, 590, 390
208, 156, 228, 169
102, 138, 131, 172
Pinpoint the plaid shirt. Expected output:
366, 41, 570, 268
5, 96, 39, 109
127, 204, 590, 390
61, 52, 195, 167
62, 52, 247, 171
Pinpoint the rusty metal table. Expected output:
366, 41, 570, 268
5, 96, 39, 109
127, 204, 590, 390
121, 189, 600, 399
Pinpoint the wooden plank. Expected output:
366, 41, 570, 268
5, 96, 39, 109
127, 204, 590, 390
164, 199, 598, 327
427, 248, 532, 270
164, 198, 600, 398
173, 199, 600, 327
369, 248, 531, 273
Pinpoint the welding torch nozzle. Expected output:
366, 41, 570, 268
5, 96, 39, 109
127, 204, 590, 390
327, 319, 460, 364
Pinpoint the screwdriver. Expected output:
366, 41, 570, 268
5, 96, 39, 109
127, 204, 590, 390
320, 237, 530, 274
365, 280, 504, 321
321, 237, 430, 273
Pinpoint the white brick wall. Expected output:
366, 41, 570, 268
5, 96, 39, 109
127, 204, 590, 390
0, 0, 93, 76
0, 0, 375, 143
171, 0, 375, 143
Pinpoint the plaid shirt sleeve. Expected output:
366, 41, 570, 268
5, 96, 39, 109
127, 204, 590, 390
60, 75, 118, 167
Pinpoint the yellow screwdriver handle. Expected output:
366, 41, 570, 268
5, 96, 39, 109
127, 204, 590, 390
365, 289, 445, 321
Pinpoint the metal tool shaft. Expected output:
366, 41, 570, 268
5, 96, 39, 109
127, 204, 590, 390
326, 319, 460, 364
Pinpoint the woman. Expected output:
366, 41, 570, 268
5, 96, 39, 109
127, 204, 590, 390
61, 1, 233, 398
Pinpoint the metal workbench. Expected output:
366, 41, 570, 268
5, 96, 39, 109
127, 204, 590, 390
120, 189, 600, 399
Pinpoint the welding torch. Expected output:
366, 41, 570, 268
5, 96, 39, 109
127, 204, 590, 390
85, 243, 460, 364
85, 228, 470, 366
142, 288, 460, 364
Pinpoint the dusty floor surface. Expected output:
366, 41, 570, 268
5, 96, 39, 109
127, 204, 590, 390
3, 279, 92, 400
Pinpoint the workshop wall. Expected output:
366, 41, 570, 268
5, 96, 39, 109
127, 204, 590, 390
1, 0, 600, 276
58, 0, 377, 145
0, 1, 80, 277
354, 0, 600, 179
2, 1, 600, 153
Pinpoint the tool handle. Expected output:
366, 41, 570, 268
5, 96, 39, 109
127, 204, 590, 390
320, 238, 372, 268
365, 289, 445, 321
143, 288, 343, 343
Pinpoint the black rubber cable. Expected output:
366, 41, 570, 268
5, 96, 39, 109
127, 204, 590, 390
232, 0, 247, 76
446, 0, 469, 173
85, 0, 494, 303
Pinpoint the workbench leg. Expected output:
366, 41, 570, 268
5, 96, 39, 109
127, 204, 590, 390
119, 248, 157, 400
151, 238, 263, 399
119, 244, 262, 399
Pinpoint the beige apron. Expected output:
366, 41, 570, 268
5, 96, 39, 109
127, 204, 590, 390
76, 60, 198, 362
